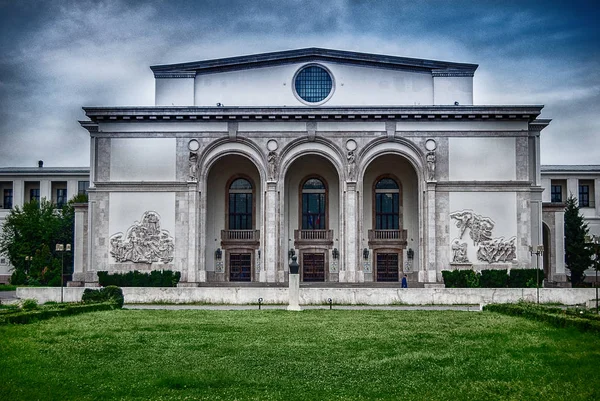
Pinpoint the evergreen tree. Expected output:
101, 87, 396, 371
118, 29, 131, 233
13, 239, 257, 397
564, 194, 593, 286
0, 198, 74, 285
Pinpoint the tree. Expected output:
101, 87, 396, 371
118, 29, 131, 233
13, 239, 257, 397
0, 198, 74, 285
564, 194, 593, 286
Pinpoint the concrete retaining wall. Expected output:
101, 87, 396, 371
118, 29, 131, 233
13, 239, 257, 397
16, 287, 598, 306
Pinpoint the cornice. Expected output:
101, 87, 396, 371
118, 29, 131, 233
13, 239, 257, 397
154, 71, 197, 79
81, 105, 544, 123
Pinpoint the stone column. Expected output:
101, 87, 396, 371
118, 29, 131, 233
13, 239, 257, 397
186, 183, 199, 284
71, 203, 88, 284
426, 182, 437, 282
197, 188, 207, 282
342, 182, 359, 282
264, 182, 278, 282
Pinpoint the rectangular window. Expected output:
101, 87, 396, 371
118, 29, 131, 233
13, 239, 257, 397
30, 188, 40, 203
579, 184, 590, 208
3, 189, 12, 209
56, 189, 68, 208
550, 185, 562, 203
78, 181, 89, 196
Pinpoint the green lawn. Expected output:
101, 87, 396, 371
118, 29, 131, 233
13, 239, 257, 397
1, 309, 599, 400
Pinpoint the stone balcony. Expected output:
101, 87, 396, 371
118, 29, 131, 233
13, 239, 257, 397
221, 229, 260, 247
368, 229, 408, 247
294, 229, 334, 247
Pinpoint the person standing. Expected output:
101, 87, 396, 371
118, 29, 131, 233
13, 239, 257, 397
401, 274, 408, 288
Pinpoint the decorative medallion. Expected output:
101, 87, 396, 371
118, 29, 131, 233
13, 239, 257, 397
267, 140, 278, 151
188, 139, 200, 151
425, 139, 437, 151
346, 139, 357, 151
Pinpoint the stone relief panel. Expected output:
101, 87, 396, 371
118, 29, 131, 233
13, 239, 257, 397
110, 211, 174, 263
450, 209, 516, 264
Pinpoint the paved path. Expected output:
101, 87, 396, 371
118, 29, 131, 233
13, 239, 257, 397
124, 304, 482, 311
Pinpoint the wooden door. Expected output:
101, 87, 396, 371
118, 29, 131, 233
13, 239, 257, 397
302, 253, 325, 282
376, 253, 399, 282
230, 253, 252, 282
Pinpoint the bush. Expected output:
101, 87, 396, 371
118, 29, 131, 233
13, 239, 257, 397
480, 269, 508, 288
21, 299, 38, 310
442, 269, 480, 288
10, 269, 27, 285
0, 302, 118, 325
82, 286, 124, 308
97, 270, 181, 287
509, 269, 544, 288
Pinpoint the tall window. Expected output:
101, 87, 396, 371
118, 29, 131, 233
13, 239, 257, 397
579, 184, 590, 208
3, 189, 12, 209
78, 181, 89, 196
550, 185, 562, 203
375, 178, 400, 229
30, 188, 40, 203
228, 178, 253, 230
56, 189, 67, 208
301, 178, 326, 229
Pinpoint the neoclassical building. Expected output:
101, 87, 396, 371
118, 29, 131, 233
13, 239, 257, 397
75, 48, 553, 286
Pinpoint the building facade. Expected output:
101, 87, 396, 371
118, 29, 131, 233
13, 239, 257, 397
73, 48, 551, 286
0, 164, 89, 283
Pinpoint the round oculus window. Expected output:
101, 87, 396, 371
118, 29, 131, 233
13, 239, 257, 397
294, 65, 333, 104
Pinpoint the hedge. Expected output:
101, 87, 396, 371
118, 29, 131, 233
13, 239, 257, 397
442, 268, 544, 288
82, 285, 124, 308
0, 302, 118, 325
483, 303, 600, 335
97, 270, 181, 287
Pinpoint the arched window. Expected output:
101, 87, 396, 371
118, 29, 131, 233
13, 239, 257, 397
228, 178, 253, 230
301, 177, 326, 230
374, 177, 399, 230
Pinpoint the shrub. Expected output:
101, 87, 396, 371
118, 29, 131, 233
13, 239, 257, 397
509, 269, 544, 288
0, 302, 117, 325
442, 269, 480, 288
97, 270, 181, 287
21, 299, 38, 310
479, 269, 508, 288
82, 286, 124, 308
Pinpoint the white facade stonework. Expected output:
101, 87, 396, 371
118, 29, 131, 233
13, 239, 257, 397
77, 48, 552, 287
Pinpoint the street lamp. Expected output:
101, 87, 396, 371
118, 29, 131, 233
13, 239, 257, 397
529, 245, 544, 304
24, 255, 32, 275
585, 235, 600, 314
55, 243, 71, 303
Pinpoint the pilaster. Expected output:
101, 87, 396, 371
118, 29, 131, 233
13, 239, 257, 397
264, 181, 278, 282
342, 181, 359, 283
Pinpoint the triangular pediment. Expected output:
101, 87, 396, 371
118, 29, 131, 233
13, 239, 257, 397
150, 47, 478, 78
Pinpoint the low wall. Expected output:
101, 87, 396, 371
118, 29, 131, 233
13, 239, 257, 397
17, 287, 598, 306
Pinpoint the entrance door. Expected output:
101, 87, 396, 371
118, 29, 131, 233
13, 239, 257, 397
303, 253, 325, 282
377, 253, 399, 282
230, 253, 251, 282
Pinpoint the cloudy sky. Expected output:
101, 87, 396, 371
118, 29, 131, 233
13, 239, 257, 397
0, 0, 598, 167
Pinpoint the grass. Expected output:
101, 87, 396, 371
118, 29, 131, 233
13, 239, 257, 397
0, 284, 17, 291
1, 310, 599, 400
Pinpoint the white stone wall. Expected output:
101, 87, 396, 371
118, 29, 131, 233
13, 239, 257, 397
449, 137, 517, 181
110, 138, 176, 181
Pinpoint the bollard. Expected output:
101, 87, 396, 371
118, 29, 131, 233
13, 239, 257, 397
328, 298, 333, 310
258, 297, 263, 310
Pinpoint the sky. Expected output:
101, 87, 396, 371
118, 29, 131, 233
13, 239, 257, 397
0, 0, 598, 167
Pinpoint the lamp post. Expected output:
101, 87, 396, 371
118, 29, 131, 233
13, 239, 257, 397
24, 255, 32, 275
55, 243, 71, 303
529, 245, 544, 304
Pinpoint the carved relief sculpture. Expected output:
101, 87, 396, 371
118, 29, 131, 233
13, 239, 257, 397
188, 151, 198, 181
477, 237, 517, 263
449, 209, 517, 264
426, 151, 436, 181
451, 239, 469, 263
267, 150, 278, 181
110, 211, 174, 263
449, 210, 494, 245
347, 150, 356, 181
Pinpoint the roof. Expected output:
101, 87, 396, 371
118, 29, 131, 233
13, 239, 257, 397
541, 165, 600, 173
150, 47, 478, 78
0, 167, 89, 176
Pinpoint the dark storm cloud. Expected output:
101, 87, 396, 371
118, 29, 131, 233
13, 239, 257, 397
0, 0, 598, 166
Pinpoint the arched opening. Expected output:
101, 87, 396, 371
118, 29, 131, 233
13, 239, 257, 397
206, 155, 261, 282
284, 155, 339, 282
362, 155, 418, 282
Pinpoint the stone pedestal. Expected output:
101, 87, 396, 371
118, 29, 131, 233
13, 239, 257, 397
287, 273, 302, 311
